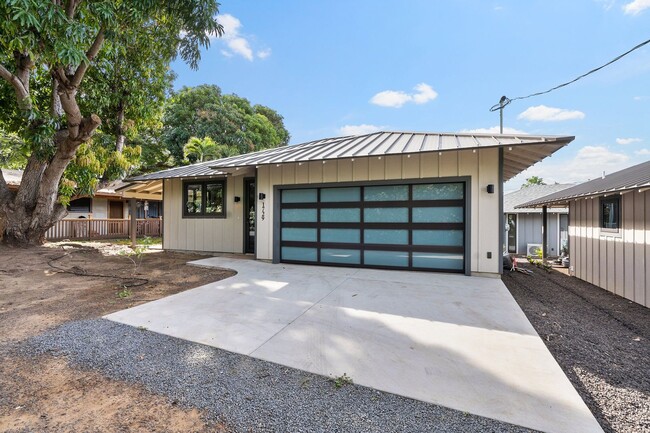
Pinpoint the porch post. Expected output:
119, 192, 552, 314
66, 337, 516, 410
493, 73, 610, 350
542, 205, 548, 259
130, 198, 137, 249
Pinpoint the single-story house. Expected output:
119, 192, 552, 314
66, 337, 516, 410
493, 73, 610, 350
124, 131, 574, 276
3, 169, 162, 219
504, 184, 574, 256
520, 159, 650, 308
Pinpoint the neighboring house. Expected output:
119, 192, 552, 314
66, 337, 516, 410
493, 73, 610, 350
124, 131, 574, 276
504, 184, 574, 256
3, 169, 162, 219
520, 160, 650, 308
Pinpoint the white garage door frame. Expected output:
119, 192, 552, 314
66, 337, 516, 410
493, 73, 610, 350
272, 176, 472, 275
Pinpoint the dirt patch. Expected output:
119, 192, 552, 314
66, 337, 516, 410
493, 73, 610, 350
503, 263, 650, 433
0, 241, 234, 432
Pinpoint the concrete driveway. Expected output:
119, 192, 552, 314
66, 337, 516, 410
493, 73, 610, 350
106, 256, 603, 433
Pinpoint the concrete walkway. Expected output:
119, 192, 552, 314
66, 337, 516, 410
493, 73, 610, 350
106, 256, 603, 433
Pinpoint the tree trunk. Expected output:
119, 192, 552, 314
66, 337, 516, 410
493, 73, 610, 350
115, 101, 126, 152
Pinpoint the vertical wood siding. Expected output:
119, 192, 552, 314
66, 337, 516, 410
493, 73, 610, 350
570, 191, 649, 307
162, 173, 248, 253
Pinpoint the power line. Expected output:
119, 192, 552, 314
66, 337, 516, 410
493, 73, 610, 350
490, 37, 650, 113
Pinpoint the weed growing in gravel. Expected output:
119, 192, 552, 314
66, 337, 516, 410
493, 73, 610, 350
117, 288, 133, 298
332, 373, 353, 389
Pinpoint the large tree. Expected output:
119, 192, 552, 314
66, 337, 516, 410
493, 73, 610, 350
0, 0, 222, 245
161, 84, 290, 163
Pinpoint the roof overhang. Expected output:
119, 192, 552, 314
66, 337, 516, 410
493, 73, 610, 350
116, 180, 163, 200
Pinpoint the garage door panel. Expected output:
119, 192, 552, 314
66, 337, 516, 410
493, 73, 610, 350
321, 228, 360, 243
279, 181, 467, 273
320, 187, 360, 202
321, 208, 360, 222
412, 229, 464, 246
282, 246, 317, 262
282, 208, 317, 222
412, 207, 464, 223
321, 248, 361, 265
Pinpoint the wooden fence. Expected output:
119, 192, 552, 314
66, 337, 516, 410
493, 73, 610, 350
46, 218, 162, 241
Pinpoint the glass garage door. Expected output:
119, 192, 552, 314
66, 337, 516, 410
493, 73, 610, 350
279, 182, 466, 273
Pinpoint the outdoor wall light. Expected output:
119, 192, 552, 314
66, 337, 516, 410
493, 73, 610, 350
258, 192, 266, 200
234, 196, 241, 203
487, 184, 495, 194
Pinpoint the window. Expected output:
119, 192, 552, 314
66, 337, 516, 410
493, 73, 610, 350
183, 180, 226, 218
68, 197, 91, 212
600, 196, 620, 230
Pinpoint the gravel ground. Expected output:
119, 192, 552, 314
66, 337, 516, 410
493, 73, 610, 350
20, 319, 536, 433
503, 264, 650, 433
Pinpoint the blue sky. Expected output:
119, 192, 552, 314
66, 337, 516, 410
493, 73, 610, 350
171, 0, 650, 190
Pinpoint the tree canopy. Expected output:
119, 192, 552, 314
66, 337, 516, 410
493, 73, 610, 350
521, 176, 546, 188
0, 0, 223, 244
162, 84, 290, 163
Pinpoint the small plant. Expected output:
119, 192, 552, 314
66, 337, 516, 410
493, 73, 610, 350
137, 326, 148, 331
332, 373, 353, 389
118, 245, 147, 269
117, 288, 132, 298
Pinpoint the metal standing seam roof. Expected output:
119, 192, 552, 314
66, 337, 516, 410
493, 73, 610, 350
128, 131, 574, 182
504, 184, 575, 213
518, 159, 650, 208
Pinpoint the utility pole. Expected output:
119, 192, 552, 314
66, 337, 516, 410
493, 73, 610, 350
499, 95, 507, 134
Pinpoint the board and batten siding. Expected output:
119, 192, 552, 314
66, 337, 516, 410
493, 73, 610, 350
569, 190, 650, 307
256, 148, 502, 274
162, 171, 250, 253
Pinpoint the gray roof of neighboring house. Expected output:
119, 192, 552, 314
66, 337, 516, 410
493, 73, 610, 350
2, 169, 126, 197
519, 159, 650, 208
504, 184, 575, 214
129, 131, 574, 182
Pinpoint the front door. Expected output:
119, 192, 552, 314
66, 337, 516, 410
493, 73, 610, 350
109, 201, 123, 219
244, 178, 256, 254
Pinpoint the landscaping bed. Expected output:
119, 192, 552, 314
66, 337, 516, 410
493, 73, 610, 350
503, 263, 650, 433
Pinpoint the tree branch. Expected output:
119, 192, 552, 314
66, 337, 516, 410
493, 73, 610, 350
0, 63, 31, 111
71, 27, 105, 88
65, 0, 79, 19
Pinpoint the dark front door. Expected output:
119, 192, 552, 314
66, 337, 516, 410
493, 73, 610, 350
244, 178, 256, 254
109, 201, 123, 219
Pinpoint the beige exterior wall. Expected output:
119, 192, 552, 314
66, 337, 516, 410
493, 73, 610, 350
255, 148, 502, 274
162, 169, 253, 253
569, 190, 650, 307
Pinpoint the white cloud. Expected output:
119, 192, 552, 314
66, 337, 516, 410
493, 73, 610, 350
623, 0, 650, 14
411, 83, 438, 104
634, 95, 646, 101
257, 48, 272, 59
635, 148, 650, 155
616, 137, 642, 145
461, 126, 528, 135
370, 90, 412, 108
217, 14, 266, 61
339, 124, 385, 136
370, 83, 438, 108
506, 145, 631, 187
518, 105, 586, 122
